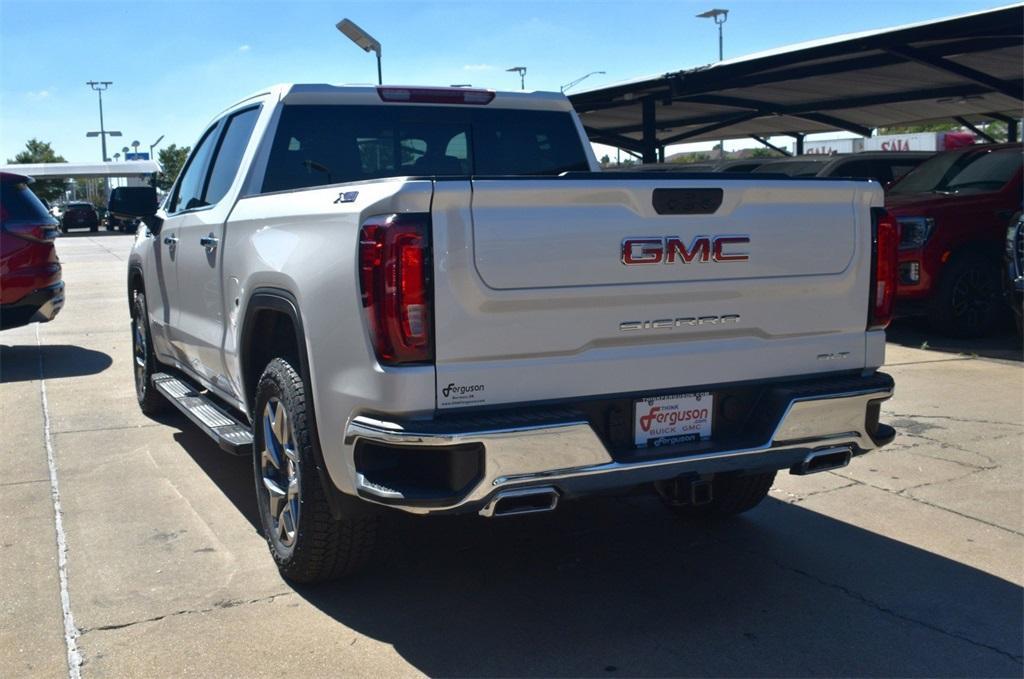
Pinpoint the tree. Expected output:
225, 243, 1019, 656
157, 144, 191, 190
750, 147, 783, 158
600, 154, 610, 166
6, 139, 66, 203
878, 122, 958, 135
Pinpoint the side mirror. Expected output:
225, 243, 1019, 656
109, 186, 162, 233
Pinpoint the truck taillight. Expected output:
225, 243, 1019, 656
869, 208, 898, 330
359, 214, 433, 364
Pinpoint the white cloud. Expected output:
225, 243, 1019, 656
238, 44, 251, 52
26, 89, 53, 100
462, 63, 493, 71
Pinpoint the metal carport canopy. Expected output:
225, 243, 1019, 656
569, 3, 1023, 161
0, 160, 161, 178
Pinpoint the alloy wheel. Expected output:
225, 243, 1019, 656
950, 266, 996, 327
259, 397, 301, 552
131, 299, 148, 398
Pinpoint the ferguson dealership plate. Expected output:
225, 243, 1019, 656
634, 392, 713, 448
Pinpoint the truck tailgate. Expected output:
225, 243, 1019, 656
430, 177, 882, 410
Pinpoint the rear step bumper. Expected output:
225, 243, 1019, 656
344, 373, 895, 515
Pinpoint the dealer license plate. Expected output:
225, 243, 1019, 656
634, 392, 713, 448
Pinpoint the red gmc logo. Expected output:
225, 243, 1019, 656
621, 235, 750, 265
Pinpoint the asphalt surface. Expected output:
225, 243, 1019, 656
2, 232, 1022, 678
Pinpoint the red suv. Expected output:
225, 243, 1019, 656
886, 144, 1023, 336
1, 172, 64, 330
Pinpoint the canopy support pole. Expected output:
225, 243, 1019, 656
954, 117, 997, 144
642, 97, 657, 164
751, 136, 792, 156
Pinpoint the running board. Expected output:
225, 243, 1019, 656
152, 373, 253, 455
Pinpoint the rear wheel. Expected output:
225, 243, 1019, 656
928, 251, 1002, 338
656, 471, 776, 518
254, 358, 378, 583
131, 290, 169, 416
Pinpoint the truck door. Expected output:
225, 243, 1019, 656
170, 106, 261, 391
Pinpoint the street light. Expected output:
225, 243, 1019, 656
131, 140, 140, 158
696, 8, 729, 61
506, 66, 527, 90
336, 18, 382, 85
560, 71, 605, 94
697, 8, 729, 160
85, 80, 118, 161
150, 135, 164, 161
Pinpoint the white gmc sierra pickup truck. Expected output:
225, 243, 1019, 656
112, 84, 897, 583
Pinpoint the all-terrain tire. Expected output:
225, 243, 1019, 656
253, 357, 378, 583
131, 290, 170, 416
928, 251, 1002, 338
658, 471, 776, 518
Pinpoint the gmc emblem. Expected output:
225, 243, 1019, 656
621, 235, 750, 265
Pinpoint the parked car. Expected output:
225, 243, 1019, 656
61, 201, 99, 232
115, 84, 895, 583
104, 211, 138, 233
714, 158, 774, 173
886, 143, 1023, 336
753, 152, 932, 185
1005, 214, 1023, 337
0, 172, 64, 330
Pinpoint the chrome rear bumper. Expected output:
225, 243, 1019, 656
343, 374, 894, 515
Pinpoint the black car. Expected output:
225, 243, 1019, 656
1006, 214, 1023, 337
61, 201, 99, 232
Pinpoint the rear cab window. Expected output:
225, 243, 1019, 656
260, 105, 590, 193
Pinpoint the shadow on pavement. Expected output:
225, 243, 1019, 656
172, 427, 1023, 677
171, 422, 260, 529
0, 343, 113, 382
57, 230, 135, 238
887, 316, 1022, 363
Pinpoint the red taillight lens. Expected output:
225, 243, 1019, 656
359, 214, 433, 364
869, 208, 898, 330
1, 221, 59, 243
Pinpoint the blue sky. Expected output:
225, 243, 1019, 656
0, 0, 1009, 163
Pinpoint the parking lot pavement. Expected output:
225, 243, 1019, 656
2, 232, 1022, 678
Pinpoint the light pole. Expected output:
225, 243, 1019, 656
697, 9, 729, 161
86, 81, 121, 161
149, 134, 164, 161
336, 19, 382, 84
560, 71, 605, 93
697, 8, 728, 61
506, 66, 527, 90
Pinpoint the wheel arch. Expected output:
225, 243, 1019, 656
127, 264, 145, 315
239, 288, 346, 518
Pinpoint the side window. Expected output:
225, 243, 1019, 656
830, 159, 874, 181
204, 107, 261, 205
170, 124, 220, 213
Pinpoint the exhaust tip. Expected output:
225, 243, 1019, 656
480, 487, 559, 517
791, 446, 853, 476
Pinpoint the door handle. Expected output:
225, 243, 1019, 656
163, 235, 178, 246
200, 234, 219, 249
